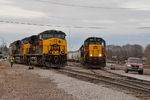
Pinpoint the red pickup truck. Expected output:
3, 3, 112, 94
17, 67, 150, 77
125, 57, 143, 74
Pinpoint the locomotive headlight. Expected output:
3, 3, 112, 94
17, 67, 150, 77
99, 54, 102, 57
90, 54, 92, 57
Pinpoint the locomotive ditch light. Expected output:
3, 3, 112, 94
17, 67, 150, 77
99, 54, 102, 57
90, 54, 93, 57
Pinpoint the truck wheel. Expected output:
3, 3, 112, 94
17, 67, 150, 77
125, 69, 128, 73
138, 70, 143, 75
102, 63, 106, 67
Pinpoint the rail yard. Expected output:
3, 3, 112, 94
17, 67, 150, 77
1, 0, 150, 100
0, 60, 150, 100
0, 29, 147, 100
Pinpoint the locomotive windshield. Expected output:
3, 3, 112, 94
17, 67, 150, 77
40, 30, 66, 40
23, 40, 29, 44
84, 38, 105, 47
42, 34, 53, 40
54, 34, 65, 39
42, 34, 65, 40
22, 37, 30, 44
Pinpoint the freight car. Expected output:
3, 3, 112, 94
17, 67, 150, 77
9, 30, 67, 68
68, 37, 106, 68
67, 50, 81, 62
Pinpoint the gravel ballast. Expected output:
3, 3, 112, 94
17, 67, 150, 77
32, 68, 140, 100
0, 61, 144, 100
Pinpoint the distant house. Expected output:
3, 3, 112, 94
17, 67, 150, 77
0, 50, 7, 54
0, 49, 9, 59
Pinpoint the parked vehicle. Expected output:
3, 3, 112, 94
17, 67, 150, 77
125, 57, 143, 74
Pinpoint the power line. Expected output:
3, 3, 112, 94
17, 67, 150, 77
0, 20, 105, 29
37, 0, 150, 11
1, 19, 148, 30
137, 27, 150, 29
35, 0, 128, 9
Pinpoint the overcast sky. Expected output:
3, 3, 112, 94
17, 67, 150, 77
0, 0, 150, 50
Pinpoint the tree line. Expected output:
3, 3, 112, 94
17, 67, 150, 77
145, 45, 150, 67
0, 38, 8, 54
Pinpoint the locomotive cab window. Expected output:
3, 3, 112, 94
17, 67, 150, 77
101, 42, 105, 47
84, 38, 106, 47
23, 40, 29, 44
42, 34, 53, 40
54, 34, 65, 39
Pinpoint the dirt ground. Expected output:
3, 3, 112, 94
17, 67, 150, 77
0, 61, 77, 100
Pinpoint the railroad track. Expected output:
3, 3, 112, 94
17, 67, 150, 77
101, 69, 150, 86
30, 62, 150, 98
68, 62, 150, 85
57, 67, 150, 97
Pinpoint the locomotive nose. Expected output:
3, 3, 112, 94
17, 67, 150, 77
89, 45, 102, 57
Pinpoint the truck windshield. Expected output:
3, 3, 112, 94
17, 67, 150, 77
128, 59, 142, 64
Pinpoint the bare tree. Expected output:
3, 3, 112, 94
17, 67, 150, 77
107, 44, 144, 63
0, 37, 8, 54
145, 45, 150, 68
122, 44, 143, 58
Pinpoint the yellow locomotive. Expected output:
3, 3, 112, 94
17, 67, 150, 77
80, 37, 106, 68
9, 30, 67, 68
68, 37, 106, 68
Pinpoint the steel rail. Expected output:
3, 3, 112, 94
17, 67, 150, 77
57, 68, 150, 96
